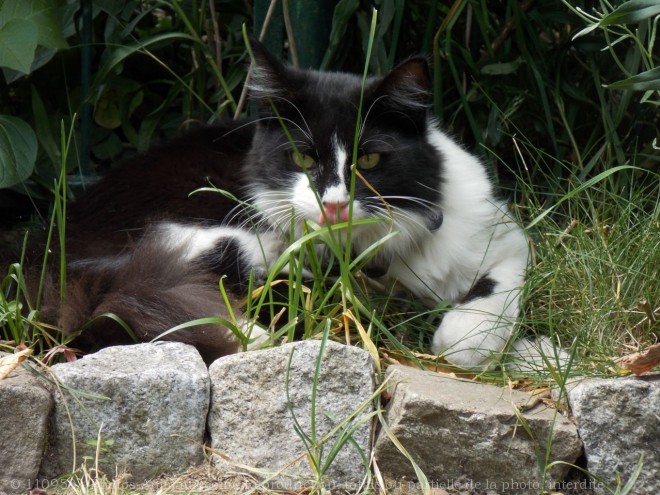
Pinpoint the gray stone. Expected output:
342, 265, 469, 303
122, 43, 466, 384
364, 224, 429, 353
0, 357, 52, 495
568, 375, 660, 495
38, 342, 210, 482
208, 340, 376, 491
374, 365, 583, 495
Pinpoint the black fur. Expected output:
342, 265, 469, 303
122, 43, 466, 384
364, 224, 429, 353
37, 231, 241, 364
460, 275, 497, 304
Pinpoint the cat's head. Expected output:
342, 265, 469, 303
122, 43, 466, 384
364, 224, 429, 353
243, 41, 444, 255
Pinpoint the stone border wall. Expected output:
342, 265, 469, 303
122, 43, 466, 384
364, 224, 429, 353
0, 343, 657, 495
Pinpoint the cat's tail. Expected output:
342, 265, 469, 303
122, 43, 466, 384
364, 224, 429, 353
38, 230, 242, 364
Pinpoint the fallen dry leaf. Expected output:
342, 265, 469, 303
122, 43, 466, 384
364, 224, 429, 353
0, 347, 33, 381
508, 379, 551, 391
616, 343, 660, 376
540, 397, 570, 415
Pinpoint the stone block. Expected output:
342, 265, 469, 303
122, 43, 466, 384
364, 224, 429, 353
0, 357, 52, 495
38, 342, 209, 482
374, 365, 583, 495
568, 374, 660, 495
208, 340, 376, 491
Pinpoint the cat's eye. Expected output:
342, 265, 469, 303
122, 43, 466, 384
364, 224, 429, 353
357, 152, 381, 170
292, 152, 317, 170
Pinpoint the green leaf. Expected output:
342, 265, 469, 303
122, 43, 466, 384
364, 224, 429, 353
599, 0, 660, 26
94, 90, 123, 129
94, 78, 144, 130
92, 132, 123, 161
606, 67, 660, 91
0, 0, 68, 49
481, 60, 522, 76
0, 116, 38, 188
320, 0, 360, 70
31, 86, 60, 167
0, 19, 38, 74
91, 32, 195, 93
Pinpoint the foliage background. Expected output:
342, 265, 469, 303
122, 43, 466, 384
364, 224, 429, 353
1, 0, 657, 218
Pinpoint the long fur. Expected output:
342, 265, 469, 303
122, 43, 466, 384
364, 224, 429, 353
39, 230, 241, 364
16, 41, 539, 370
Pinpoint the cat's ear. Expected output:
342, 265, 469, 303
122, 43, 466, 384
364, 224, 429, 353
247, 37, 293, 103
372, 57, 432, 110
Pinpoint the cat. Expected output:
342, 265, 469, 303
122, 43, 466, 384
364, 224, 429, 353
21, 41, 541, 370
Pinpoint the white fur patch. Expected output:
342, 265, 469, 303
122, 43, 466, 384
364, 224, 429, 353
330, 135, 349, 195
374, 122, 531, 370
157, 222, 283, 270
322, 134, 350, 208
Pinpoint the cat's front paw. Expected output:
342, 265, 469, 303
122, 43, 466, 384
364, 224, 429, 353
249, 264, 269, 286
431, 305, 513, 371
507, 336, 570, 372
238, 318, 270, 350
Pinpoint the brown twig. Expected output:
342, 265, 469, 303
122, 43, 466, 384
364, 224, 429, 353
282, 0, 299, 68
234, 0, 280, 119
555, 219, 578, 247
480, 0, 536, 63
208, 0, 223, 75
638, 298, 657, 325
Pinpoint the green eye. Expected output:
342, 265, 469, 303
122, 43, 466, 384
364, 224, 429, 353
292, 152, 317, 169
357, 152, 381, 170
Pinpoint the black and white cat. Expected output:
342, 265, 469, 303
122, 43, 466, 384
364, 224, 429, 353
29, 42, 543, 370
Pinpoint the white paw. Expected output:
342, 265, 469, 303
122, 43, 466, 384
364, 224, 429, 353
238, 319, 270, 350
431, 305, 514, 371
507, 336, 571, 372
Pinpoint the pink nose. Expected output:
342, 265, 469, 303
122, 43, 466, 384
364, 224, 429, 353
319, 201, 349, 224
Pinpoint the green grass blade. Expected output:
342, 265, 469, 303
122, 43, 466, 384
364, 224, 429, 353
526, 165, 639, 229
606, 66, 660, 90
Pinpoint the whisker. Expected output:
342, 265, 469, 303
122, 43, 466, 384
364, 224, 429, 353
378, 195, 438, 207
359, 94, 389, 140
217, 119, 260, 140
361, 137, 397, 152
415, 181, 442, 194
367, 196, 439, 218
365, 203, 431, 234
266, 96, 314, 142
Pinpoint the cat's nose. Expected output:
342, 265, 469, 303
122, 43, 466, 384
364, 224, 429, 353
320, 201, 349, 224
